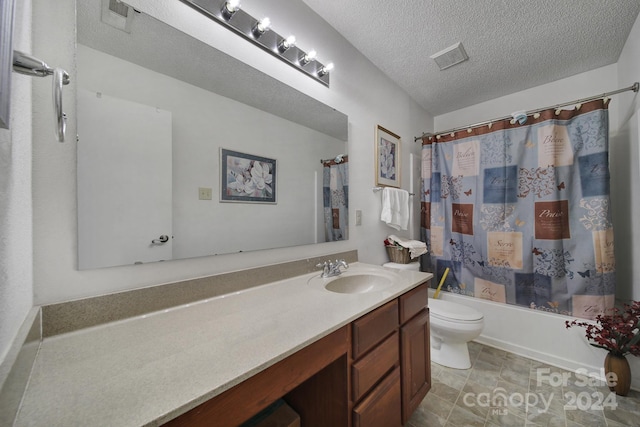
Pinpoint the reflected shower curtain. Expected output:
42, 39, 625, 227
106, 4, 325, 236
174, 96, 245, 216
323, 157, 349, 241
420, 99, 615, 320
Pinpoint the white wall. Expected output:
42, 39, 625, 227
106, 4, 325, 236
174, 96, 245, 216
614, 12, 640, 388
435, 64, 620, 132
30, 0, 432, 305
615, 11, 640, 302
0, 0, 33, 362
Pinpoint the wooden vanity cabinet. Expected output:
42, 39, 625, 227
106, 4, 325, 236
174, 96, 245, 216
350, 281, 431, 427
163, 281, 431, 427
351, 300, 402, 427
163, 326, 350, 427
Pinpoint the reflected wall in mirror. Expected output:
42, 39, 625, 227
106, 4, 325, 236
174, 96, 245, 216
76, 0, 349, 269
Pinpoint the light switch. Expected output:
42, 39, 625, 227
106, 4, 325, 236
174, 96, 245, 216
199, 187, 212, 200
355, 210, 362, 226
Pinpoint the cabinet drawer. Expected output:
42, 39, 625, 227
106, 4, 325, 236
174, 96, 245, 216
399, 282, 429, 324
352, 332, 399, 402
352, 300, 399, 359
353, 366, 402, 427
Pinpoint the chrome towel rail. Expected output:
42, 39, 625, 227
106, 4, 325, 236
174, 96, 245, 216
373, 187, 415, 196
13, 50, 70, 142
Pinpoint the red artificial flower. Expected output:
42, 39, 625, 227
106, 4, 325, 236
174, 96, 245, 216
566, 301, 640, 357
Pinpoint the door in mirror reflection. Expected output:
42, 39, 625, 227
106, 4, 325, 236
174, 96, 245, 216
77, 89, 173, 269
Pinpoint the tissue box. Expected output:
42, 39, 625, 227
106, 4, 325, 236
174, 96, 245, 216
385, 245, 411, 264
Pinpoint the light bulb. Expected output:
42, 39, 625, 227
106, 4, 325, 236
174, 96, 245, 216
300, 49, 316, 66
278, 35, 296, 53
252, 17, 271, 38
221, 0, 240, 20
318, 62, 334, 76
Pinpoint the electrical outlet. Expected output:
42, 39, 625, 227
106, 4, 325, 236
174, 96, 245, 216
355, 210, 362, 226
198, 187, 212, 200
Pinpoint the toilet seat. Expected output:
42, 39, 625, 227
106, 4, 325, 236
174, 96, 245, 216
429, 299, 483, 322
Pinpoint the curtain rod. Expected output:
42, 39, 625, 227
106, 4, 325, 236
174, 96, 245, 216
414, 82, 640, 142
320, 154, 347, 164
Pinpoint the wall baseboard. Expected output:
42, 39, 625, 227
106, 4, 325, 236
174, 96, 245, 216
474, 335, 603, 379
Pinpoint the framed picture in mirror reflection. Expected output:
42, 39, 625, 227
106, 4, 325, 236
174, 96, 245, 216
375, 125, 401, 188
220, 149, 277, 203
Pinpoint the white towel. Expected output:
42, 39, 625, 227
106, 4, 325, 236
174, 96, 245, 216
387, 234, 428, 259
380, 188, 410, 231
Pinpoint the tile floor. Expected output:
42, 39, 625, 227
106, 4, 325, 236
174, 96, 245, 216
407, 342, 640, 427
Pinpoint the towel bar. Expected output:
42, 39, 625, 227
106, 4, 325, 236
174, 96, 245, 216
13, 50, 70, 142
373, 187, 415, 196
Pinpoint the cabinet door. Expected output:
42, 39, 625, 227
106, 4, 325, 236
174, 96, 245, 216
400, 309, 431, 424
353, 366, 402, 427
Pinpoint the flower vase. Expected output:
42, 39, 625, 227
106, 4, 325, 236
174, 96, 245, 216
604, 352, 631, 396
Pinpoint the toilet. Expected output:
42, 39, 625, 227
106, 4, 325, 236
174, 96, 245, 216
428, 298, 484, 369
383, 262, 484, 370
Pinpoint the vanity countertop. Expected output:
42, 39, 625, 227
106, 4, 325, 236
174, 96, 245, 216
14, 263, 432, 427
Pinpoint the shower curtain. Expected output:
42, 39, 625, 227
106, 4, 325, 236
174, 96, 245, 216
323, 157, 349, 241
420, 99, 615, 320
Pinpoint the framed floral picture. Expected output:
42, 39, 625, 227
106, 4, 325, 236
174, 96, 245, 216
220, 148, 276, 203
375, 125, 401, 188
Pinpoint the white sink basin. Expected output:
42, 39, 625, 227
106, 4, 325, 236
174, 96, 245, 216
309, 268, 401, 294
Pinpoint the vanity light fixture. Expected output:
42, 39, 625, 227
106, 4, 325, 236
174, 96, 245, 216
318, 62, 334, 77
179, 0, 333, 86
252, 17, 270, 38
299, 49, 316, 66
221, 0, 240, 20
277, 35, 296, 53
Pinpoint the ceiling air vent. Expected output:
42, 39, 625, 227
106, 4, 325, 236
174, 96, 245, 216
101, 0, 134, 33
430, 42, 469, 71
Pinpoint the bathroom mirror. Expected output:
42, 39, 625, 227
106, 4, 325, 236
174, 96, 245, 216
76, 0, 348, 269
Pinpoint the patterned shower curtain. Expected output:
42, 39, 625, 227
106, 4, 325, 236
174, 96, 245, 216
323, 157, 349, 241
420, 99, 615, 320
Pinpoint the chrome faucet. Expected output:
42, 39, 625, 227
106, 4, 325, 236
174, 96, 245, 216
316, 259, 349, 278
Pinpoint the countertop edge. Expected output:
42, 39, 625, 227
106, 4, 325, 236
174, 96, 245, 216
16, 263, 433, 427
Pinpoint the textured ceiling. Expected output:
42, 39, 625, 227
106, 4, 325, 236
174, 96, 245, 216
302, 0, 640, 116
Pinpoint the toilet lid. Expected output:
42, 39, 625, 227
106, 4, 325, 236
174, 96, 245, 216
383, 262, 420, 271
429, 299, 483, 321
